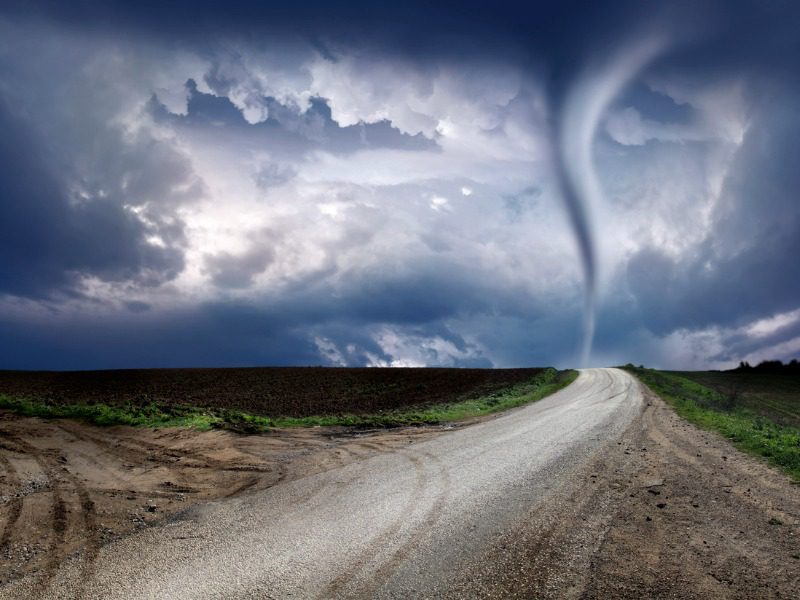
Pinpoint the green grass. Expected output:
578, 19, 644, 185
0, 395, 228, 430
0, 368, 577, 433
623, 366, 800, 481
674, 370, 800, 428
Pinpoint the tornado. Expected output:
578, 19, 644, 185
554, 37, 665, 367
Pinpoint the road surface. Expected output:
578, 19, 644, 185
2, 367, 643, 599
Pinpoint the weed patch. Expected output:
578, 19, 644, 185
624, 366, 800, 481
0, 368, 577, 432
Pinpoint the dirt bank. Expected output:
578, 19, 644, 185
0, 412, 444, 587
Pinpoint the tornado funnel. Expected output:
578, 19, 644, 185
554, 37, 665, 367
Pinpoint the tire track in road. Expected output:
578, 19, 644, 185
602, 373, 633, 404
56, 421, 272, 474
0, 449, 23, 552
60, 467, 101, 595
342, 371, 623, 597
57, 423, 205, 466
317, 450, 429, 599
0, 434, 68, 592
351, 441, 387, 453
1, 433, 98, 595
360, 448, 452, 597
222, 475, 260, 498
330, 372, 612, 597
640, 393, 797, 525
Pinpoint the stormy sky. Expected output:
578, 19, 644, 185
1, 0, 799, 370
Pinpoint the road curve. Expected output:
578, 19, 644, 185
2, 368, 643, 599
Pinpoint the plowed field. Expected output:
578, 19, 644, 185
0, 367, 543, 417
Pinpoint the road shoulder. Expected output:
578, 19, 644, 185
447, 378, 800, 598
583, 383, 799, 599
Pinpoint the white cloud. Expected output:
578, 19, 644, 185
307, 54, 548, 161
605, 106, 710, 146
367, 327, 485, 367
604, 76, 750, 148
430, 195, 450, 212
636, 306, 800, 370
314, 336, 348, 366
746, 308, 800, 339
645, 77, 750, 145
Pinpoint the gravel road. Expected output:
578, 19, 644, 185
2, 367, 643, 599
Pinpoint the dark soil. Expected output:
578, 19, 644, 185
0, 367, 543, 417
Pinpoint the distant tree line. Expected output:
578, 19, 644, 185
732, 359, 800, 373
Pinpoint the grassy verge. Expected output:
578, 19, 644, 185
674, 370, 800, 428
0, 395, 226, 430
624, 366, 800, 481
0, 368, 577, 433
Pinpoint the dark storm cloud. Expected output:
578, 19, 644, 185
125, 300, 151, 313
2, 0, 641, 54
626, 97, 800, 334
7, 0, 797, 116
0, 303, 495, 371
204, 246, 276, 290
0, 257, 546, 369
0, 101, 189, 298
255, 258, 541, 330
710, 318, 800, 365
0, 305, 319, 370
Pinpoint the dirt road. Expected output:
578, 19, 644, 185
0, 368, 639, 598
2, 367, 797, 598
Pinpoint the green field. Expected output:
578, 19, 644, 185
0, 368, 577, 432
625, 366, 800, 481
674, 370, 800, 428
